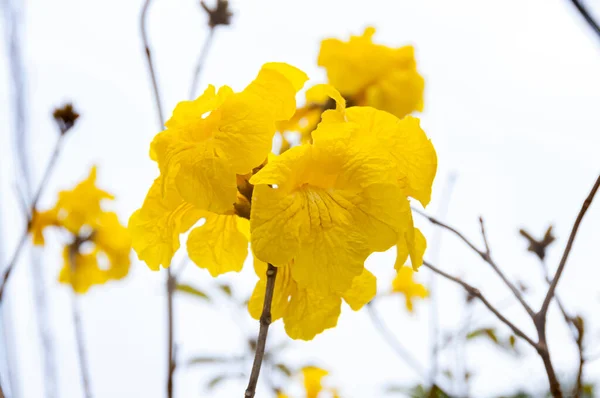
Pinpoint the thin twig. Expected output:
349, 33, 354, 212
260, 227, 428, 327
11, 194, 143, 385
427, 173, 457, 385
140, 2, 177, 397
189, 27, 215, 100
0, 134, 65, 302
244, 263, 277, 398
413, 208, 536, 318
538, 174, 600, 319
479, 217, 491, 256
141, 0, 165, 128
422, 260, 538, 349
569, 0, 600, 41
366, 303, 428, 380
69, 247, 93, 398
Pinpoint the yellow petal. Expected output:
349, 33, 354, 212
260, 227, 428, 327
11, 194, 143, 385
302, 366, 328, 398
395, 225, 427, 271
93, 211, 131, 280
344, 108, 437, 207
340, 269, 377, 311
283, 287, 341, 340
215, 63, 307, 175
59, 247, 108, 294
248, 259, 295, 321
128, 176, 203, 270
29, 208, 58, 246
392, 266, 428, 313
365, 68, 425, 119
151, 128, 238, 214
187, 213, 249, 277
56, 166, 114, 233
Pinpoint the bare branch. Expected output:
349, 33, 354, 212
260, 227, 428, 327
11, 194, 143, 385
0, 134, 65, 301
244, 264, 277, 397
538, 174, 600, 319
569, 0, 600, 41
189, 27, 215, 100
422, 260, 538, 349
413, 208, 536, 318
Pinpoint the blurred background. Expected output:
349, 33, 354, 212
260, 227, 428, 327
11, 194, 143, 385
1, 0, 600, 397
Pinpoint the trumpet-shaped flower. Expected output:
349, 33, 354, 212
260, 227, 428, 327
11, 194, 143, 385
249, 259, 376, 340
318, 27, 424, 119
30, 167, 131, 293
392, 266, 428, 312
250, 138, 405, 294
311, 85, 436, 269
150, 63, 307, 214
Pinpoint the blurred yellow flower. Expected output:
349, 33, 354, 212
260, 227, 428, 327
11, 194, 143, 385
29, 167, 131, 293
392, 266, 428, 312
318, 27, 424, 120
249, 259, 376, 340
277, 366, 341, 398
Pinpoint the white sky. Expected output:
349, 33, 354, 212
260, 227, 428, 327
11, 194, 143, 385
1, 0, 600, 397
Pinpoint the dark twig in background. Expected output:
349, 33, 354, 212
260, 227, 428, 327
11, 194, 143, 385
569, 0, 600, 41
189, 27, 216, 100
422, 261, 538, 349
244, 263, 277, 398
413, 208, 536, 319
140, 1, 176, 397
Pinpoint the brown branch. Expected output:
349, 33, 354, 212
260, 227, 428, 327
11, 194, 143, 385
139, 2, 175, 397
479, 216, 491, 256
422, 260, 538, 349
538, 174, 600, 319
413, 208, 536, 318
0, 134, 65, 302
188, 27, 215, 100
244, 264, 277, 398
141, 0, 165, 128
569, 0, 600, 41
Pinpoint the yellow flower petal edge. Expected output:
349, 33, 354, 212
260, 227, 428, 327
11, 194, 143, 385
128, 176, 203, 270
392, 266, 429, 313
187, 213, 249, 277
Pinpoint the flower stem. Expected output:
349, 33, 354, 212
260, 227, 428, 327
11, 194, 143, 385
0, 134, 65, 302
69, 248, 93, 398
244, 263, 277, 398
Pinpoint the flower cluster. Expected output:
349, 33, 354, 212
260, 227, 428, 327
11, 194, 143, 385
130, 32, 436, 340
30, 167, 131, 293
280, 27, 424, 145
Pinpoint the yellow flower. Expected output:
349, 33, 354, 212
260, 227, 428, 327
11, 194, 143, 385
54, 166, 115, 233
29, 209, 59, 246
150, 63, 307, 214
59, 247, 109, 294
249, 259, 376, 340
318, 27, 424, 119
250, 138, 404, 294
311, 85, 436, 270
31, 167, 131, 293
392, 266, 428, 312
303, 366, 329, 398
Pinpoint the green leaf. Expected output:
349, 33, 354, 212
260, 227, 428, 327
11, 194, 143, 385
274, 363, 292, 377
187, 356, 237, 366
175, 283, 210, 301
218, 282, 232, 297
205, 372, 245, 390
